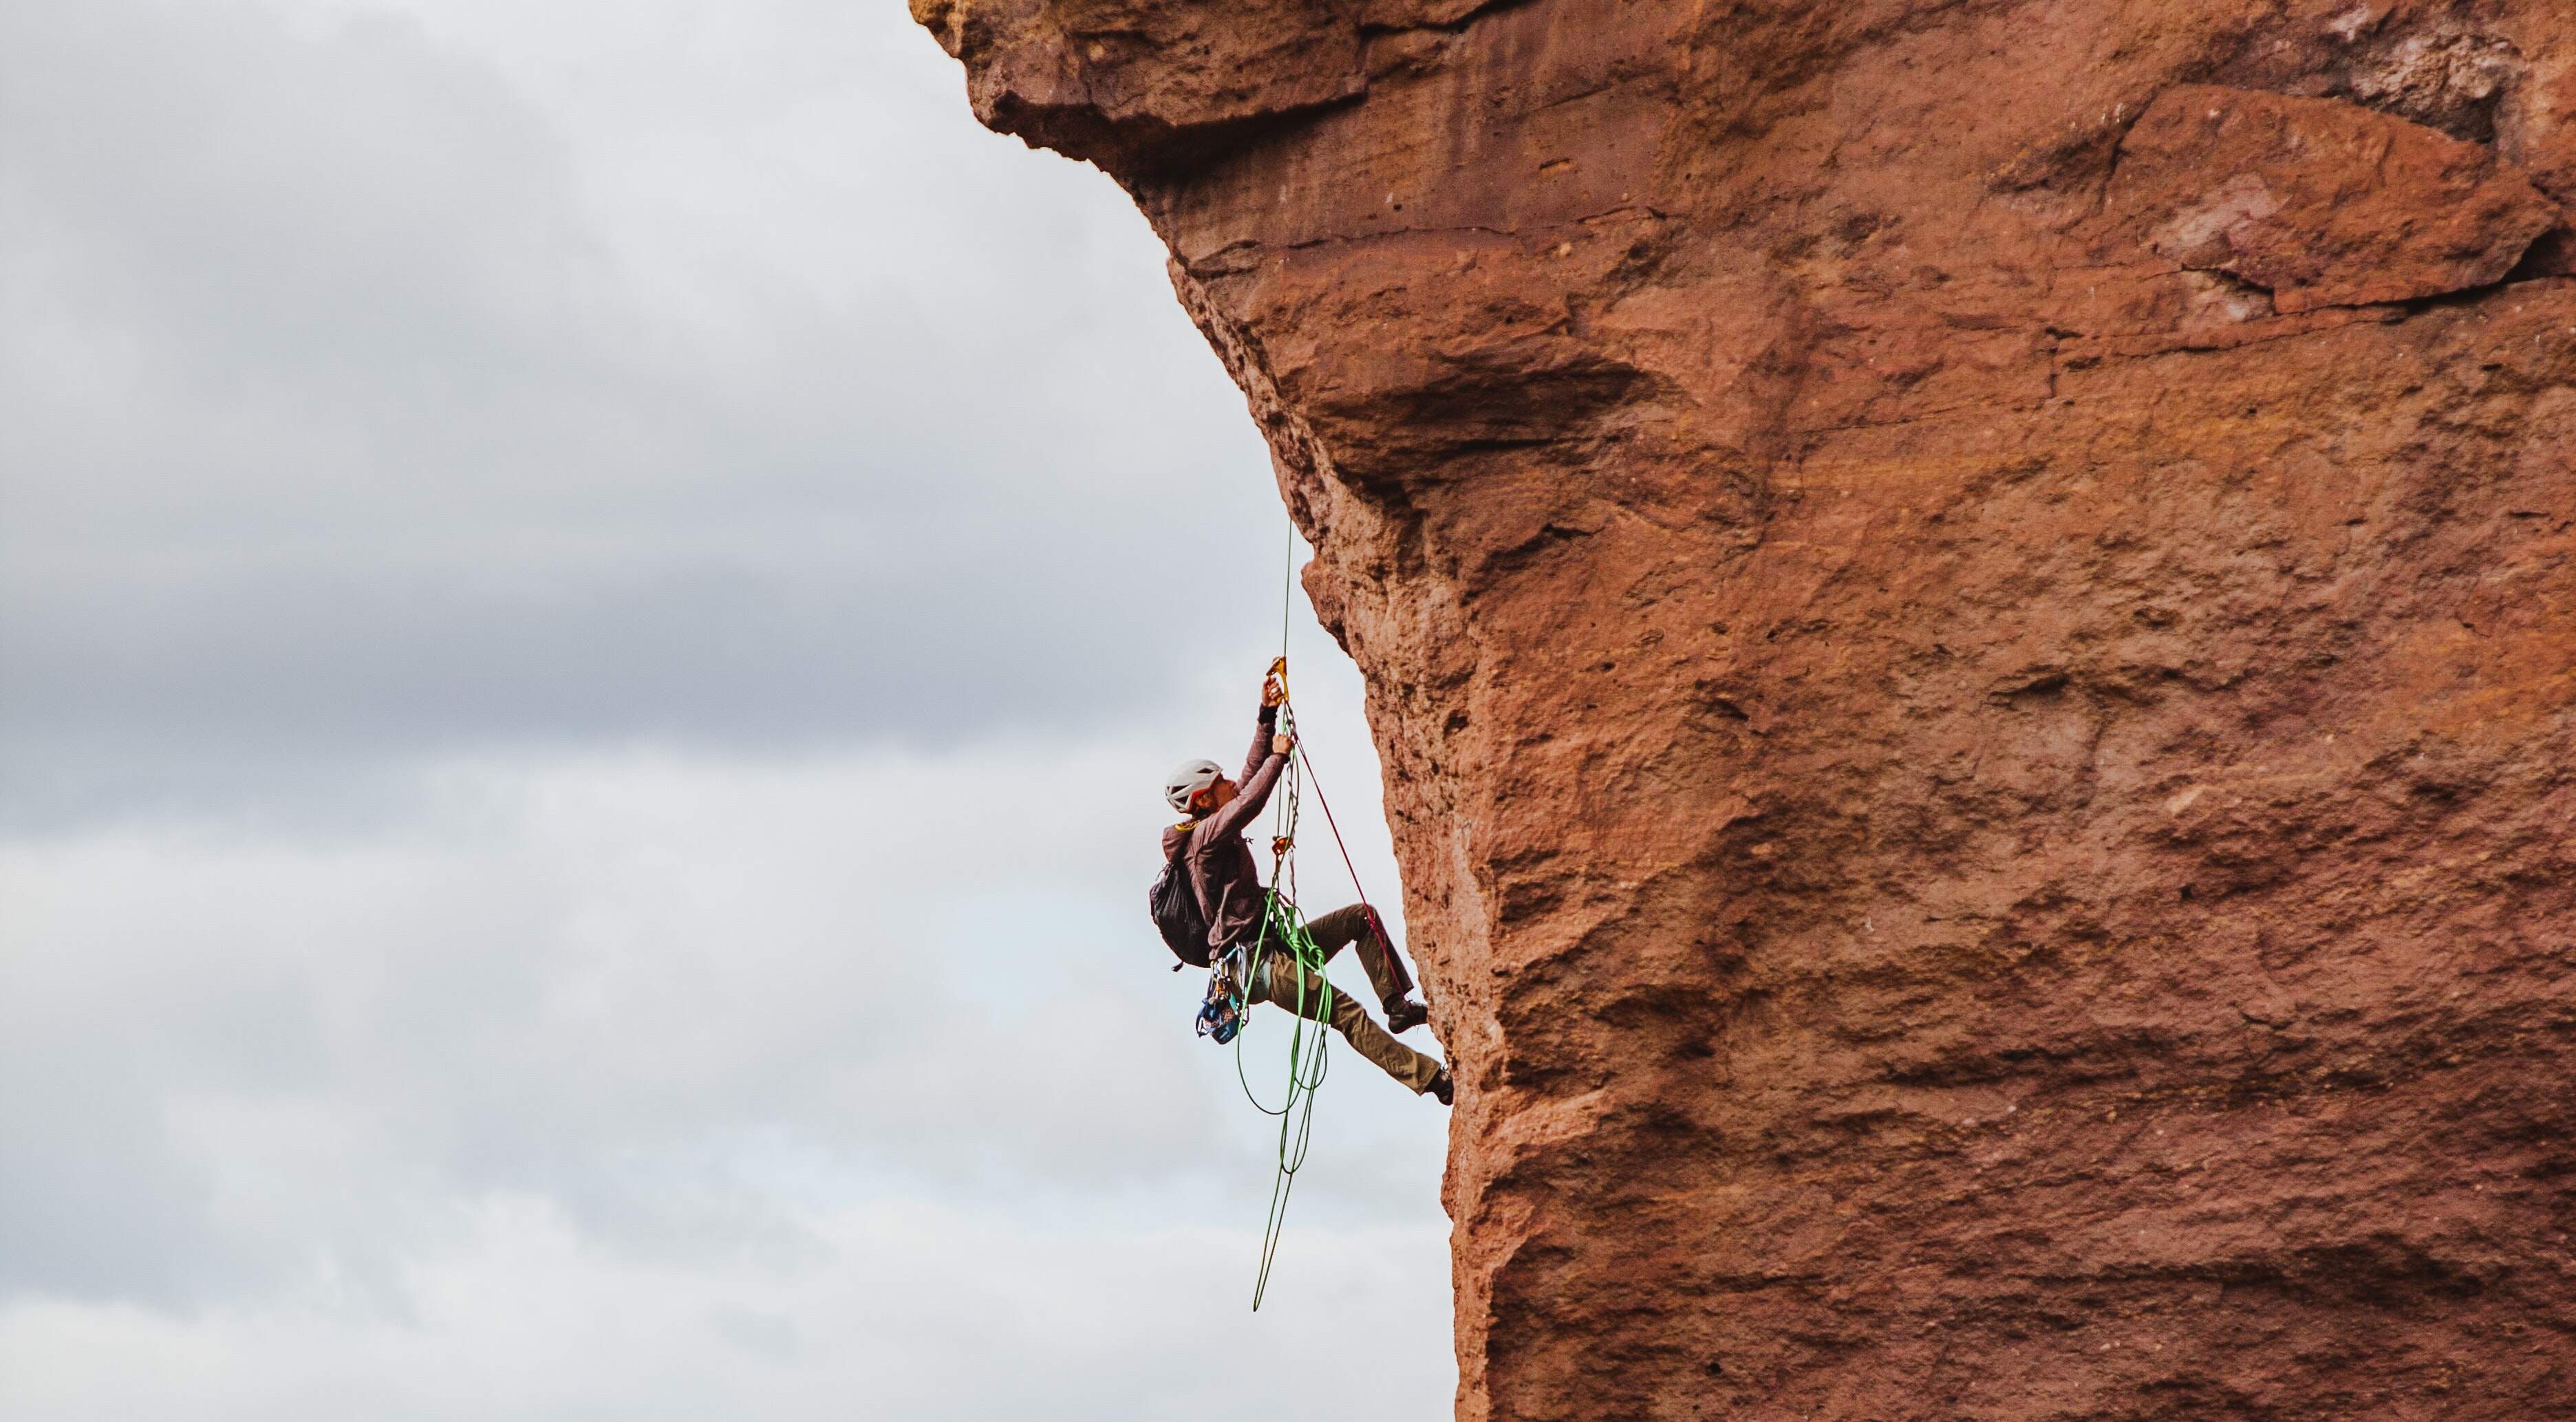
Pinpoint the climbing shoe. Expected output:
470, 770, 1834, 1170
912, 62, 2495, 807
1428, 1067, 1454, 1106
1384, 996, 1429, 1034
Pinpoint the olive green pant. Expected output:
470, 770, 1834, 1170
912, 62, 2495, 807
1245, 903, 1442, 1095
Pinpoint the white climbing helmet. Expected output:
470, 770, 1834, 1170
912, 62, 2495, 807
1164, 757, 1225, 813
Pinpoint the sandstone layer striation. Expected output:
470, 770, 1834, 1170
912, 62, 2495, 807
918, 1, 2576, 1416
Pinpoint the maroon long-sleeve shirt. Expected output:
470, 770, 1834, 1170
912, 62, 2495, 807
1161, 702, 1285, 958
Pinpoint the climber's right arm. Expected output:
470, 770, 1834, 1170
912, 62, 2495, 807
1237, 698, 1280, 784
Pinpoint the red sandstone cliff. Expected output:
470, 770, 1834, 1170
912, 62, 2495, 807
916, 2, 2576, 1416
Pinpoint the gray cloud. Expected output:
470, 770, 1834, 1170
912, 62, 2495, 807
0, 747, 1435, 1305
0, 0, 1287, 826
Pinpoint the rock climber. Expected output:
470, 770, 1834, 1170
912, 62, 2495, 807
1161, 668, 1452, 1105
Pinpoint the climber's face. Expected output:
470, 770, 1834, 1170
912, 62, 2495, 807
1194, 777, 1239, 817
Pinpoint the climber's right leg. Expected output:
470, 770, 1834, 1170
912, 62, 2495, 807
1253, 949, 1444, 1097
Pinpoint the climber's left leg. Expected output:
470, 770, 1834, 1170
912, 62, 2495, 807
1301, 903, 1419, 1017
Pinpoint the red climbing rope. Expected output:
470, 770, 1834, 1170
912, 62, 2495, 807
1293, 741, 1375, 920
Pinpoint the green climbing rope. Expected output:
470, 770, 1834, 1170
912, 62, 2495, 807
1238, 894, 1331, 1311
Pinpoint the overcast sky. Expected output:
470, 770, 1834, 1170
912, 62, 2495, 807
0, 2, 1456, 1416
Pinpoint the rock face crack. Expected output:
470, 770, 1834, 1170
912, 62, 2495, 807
2104, 85, 2565, 313
923, 1, 2576, 1418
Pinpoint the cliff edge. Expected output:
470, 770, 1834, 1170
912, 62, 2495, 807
916, 1, 2576, 1416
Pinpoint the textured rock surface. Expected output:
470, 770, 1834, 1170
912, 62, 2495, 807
919, 1, 2576, 1416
